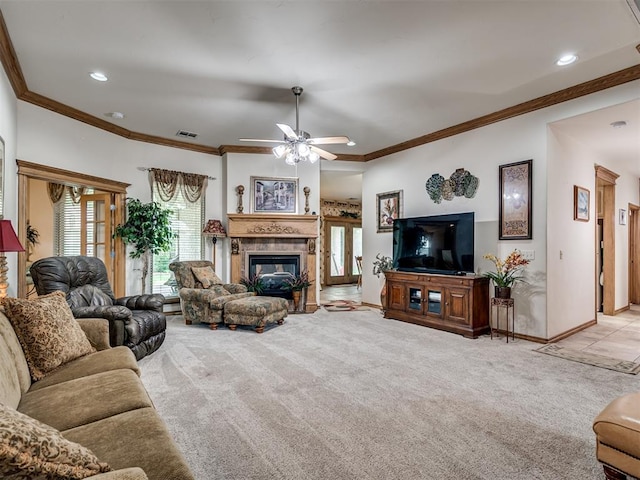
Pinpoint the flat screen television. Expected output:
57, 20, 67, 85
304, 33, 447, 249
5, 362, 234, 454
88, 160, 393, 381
392, 212, 474, 275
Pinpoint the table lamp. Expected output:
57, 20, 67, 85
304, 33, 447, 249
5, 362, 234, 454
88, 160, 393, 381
202, 219, 226, 271
0, 220, 25, 299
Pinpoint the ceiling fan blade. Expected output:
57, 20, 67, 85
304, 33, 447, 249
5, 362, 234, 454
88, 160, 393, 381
277, 123, 298, 140
308, 136, 350, 145
310, 145, 337, 161
239, 138, 285, 143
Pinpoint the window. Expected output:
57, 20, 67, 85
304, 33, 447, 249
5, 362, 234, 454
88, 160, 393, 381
150, 169, 207, 296
53, 188, 94, 256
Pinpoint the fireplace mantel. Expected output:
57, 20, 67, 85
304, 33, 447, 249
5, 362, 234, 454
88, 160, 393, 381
227, 214, 319, 312
227, 214, 319, 238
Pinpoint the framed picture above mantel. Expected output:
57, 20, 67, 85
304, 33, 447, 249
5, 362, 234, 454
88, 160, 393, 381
499, 159, 532, 240
250, 176, 298, 214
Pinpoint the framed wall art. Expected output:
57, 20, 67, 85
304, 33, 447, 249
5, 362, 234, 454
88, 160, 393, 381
619, 208, 627, 225
250, 176, 298, 214
376, 190, 403, 233
573, 185, 590, 222
499, 159, 532, 240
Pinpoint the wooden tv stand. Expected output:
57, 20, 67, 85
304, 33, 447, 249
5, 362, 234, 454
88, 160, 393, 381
384, 271, 490, 338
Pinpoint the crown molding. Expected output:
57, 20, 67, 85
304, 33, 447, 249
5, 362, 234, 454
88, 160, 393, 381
365, 63, 640, 161
0, 8, 638, 162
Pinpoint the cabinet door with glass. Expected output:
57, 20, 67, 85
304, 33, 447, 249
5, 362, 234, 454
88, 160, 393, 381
324, 217, 362, 286
407, 286, 443, 318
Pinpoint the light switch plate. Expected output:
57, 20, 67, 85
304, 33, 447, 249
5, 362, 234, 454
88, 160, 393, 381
520, 249, 535, 261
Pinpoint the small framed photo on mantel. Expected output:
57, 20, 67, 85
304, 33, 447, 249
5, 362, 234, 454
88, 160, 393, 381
573, 185, 590, 222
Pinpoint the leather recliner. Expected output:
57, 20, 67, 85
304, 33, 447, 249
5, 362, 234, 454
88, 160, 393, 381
29, 255, 166, 360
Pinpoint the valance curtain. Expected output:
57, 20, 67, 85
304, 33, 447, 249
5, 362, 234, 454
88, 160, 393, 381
47, 183, 87, 204
149, 168, 207, 202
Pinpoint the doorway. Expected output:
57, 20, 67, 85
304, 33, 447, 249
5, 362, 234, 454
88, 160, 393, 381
595, 165, 618, 316
323, 217, 362, 286
17, 160, 129, 298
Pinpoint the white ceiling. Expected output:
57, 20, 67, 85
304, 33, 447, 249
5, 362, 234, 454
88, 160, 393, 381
1, 0, 639, 197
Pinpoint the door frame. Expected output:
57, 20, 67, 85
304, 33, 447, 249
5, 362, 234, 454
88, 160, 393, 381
629, 203, 640, 304
17, 160, 130, 297
595, 165, 618, 316
323, 216, 362, 286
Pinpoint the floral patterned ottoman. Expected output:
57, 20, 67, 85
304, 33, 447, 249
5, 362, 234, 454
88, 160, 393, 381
224, 296, 288, 333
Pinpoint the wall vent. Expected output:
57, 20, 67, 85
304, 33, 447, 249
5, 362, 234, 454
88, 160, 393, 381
176, 130, 199, 139
626, 0, 640, 25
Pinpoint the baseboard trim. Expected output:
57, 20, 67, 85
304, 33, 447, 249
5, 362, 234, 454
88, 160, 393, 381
614, 305, 630, 315
362, 302, 382, 310
545, 319, 598, 343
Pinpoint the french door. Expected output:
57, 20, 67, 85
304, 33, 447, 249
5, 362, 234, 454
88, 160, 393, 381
324, 217, 362, 286
81, 194, 114, 284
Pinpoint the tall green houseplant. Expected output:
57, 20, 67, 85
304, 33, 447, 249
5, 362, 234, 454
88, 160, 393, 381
114, 198, 174, 294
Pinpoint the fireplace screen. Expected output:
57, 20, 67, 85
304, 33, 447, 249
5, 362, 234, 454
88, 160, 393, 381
248, 254, 300, 297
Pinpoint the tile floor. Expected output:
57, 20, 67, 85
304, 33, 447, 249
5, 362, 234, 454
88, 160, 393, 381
556, 305, 640, 363
320, 285, 640, 363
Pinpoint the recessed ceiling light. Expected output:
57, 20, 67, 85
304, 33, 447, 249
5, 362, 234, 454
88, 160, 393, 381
89, 72, 108, 82
346, 140, 356, 146
556, 54, 578, 66
610, 120, 627, 128
104, 112, 125, 119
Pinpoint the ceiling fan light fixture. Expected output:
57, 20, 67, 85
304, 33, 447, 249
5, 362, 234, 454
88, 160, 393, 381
308, 151, 320, 163
285, 152, 297, 166
297, 143, 310, 156
273, 145, 287, 158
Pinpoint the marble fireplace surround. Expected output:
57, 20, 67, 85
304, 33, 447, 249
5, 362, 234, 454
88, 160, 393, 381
227, 214, 319, 312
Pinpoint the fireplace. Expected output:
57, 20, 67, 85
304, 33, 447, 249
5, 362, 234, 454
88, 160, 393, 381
248, 254, 300, 298
227, 213, 319, 312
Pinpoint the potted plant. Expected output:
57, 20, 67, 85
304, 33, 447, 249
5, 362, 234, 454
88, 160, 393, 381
483, 250, 530, 299
373, 254, 394, 311
26, 221, 40, 262
114, 198, 174, 294
281, 270, 313, 311
240, 274, 266, 295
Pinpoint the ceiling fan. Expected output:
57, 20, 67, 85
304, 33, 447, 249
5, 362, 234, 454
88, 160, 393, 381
239, 86, 352, 164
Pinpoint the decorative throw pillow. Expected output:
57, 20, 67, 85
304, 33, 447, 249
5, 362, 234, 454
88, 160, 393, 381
0, 403, 111, 479
191, 266, 223, 288
3, 291, 96, 381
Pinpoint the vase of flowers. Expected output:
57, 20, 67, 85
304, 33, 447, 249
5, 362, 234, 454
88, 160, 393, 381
373, 254, 394, 311
483, 250, 530, 298
281, 270, 313, 312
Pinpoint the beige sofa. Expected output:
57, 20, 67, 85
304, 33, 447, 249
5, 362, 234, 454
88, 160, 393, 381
0, 309, 194, 480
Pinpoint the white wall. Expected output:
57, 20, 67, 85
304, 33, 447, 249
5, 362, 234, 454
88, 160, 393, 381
0, 66, 18, 296
224, 152, 321, 296
362, 80, 640, 340
17, 102, 223, 293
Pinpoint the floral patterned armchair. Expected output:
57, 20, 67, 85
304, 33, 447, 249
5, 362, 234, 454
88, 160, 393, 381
168, 260, 254, 329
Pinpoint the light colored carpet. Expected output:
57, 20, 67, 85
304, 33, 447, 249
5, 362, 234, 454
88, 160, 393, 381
535, 343, 640, 374
138, 309, 639, 480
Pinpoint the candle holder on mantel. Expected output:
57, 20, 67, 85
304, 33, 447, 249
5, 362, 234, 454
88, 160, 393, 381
236, 185, 244, 214
303, 186, 310, 214
202, 219, 227, 271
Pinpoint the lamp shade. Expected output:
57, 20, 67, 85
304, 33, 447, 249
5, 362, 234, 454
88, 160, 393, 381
202, 219, 227, 238
0, 220, 25, 252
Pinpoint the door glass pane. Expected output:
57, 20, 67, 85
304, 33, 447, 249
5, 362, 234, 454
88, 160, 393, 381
352, 227, 362, 274
330, 226, 345, 276
409, 288, 422, 310
96, 223, 105, 243
428, 290, 442, 314
95, 201, 105, 221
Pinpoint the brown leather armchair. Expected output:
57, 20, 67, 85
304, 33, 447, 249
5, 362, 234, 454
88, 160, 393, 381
29, 256, 166, 360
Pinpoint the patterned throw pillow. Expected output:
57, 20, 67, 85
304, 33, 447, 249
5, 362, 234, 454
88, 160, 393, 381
0, 403, 111, 479
191, 266, 223, 288
3, 291, 96, 381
